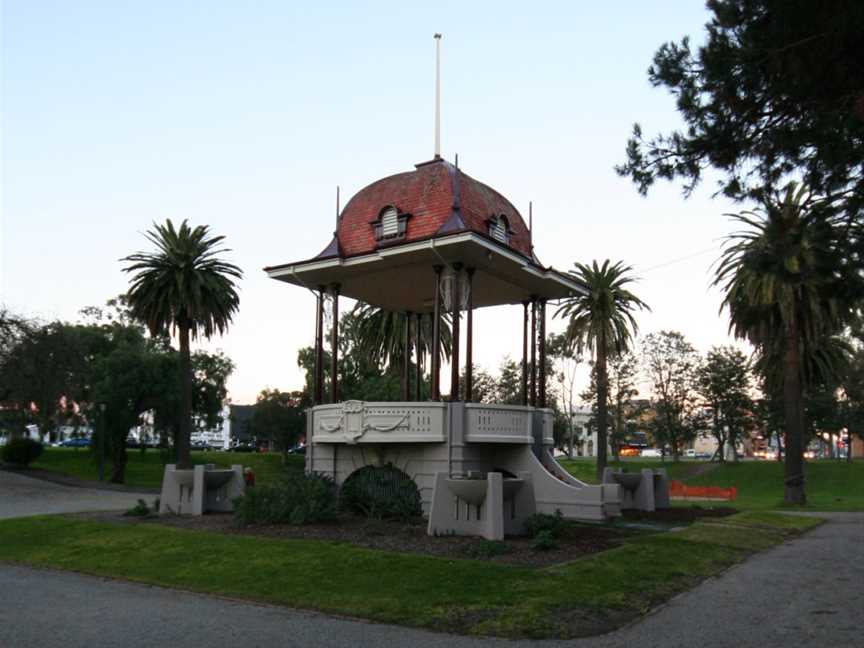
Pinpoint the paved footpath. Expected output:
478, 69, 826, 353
1, 512, 861, 648
0, 468, 155, 519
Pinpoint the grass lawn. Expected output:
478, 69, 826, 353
27, 450, 863, 511
29, 447, 304, 490
559, 457, 864, 512
0, 512, 819, 639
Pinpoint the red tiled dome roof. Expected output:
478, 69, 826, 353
331, 158, 532, 259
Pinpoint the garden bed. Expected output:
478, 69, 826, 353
81, 510, 632, 568
622, 506, 738, 524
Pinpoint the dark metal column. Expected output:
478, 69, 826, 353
314, 286, 325, 405
521, 301, 529, 406
530, 297, 537, 407
465, 268, 474, 402
449, 264, 462, 401
330, 284, 340, 403
414, 312, 422, 401
402, 311, 411, 401
431, 266, 442, 400
538, 299, 547, 408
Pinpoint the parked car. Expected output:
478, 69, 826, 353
228, 443, 256, 452
58, 438, 91, 448
287, 444, 306, 455
640, 448, 662, 458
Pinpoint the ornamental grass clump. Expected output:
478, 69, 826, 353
233, 472, 337, 526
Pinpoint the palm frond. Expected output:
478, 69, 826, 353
121, 219, 243, 341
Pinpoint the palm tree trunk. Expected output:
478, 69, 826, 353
178, 320, 192, 468
782, 319, 806, 505
596, 342, 609, 481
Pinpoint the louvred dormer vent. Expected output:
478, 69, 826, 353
487, 214, 511, 245
371, 205, 410, 244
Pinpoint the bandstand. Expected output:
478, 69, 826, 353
265, 156, 621, 538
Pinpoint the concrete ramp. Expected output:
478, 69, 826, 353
499, 447, 621, 522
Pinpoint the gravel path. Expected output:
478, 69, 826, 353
1, 512, 861, 647
0, 469, 155, 519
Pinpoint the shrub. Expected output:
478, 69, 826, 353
123, 499, 152, 517
1, 438, 43, 467
530, 529, 559, 551
233, 472, 337, 526
464, 539, 509, 559
340, 464, 422, 521
523, 510, 566, 538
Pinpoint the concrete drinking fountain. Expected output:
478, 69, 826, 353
159, 463, 245, 516
602, 467, 670, 512
428, 470, 535, 540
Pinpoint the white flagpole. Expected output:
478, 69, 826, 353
434, 33, 442, 159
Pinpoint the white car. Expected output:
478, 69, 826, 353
640, 448, 662, 458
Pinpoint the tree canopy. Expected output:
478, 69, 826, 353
641, 330, 701, 461
556, 260, 649, 478
123, 219, 242, 467
0, 300, 234, 483
617, 0, 864, 221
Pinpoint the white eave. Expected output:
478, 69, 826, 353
265, 232, 587, 313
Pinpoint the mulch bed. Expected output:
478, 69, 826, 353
622, 506, 738, 524
77, 510, 632, 568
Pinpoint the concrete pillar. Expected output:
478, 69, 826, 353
483, 472, 504, 541
637, 468, 657, 512
192, 465, 206, 516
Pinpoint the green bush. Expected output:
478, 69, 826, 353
233, 472, 337, 526
464, 539, 509, 559
523, 510, 566, 538
530, 529, 559, 551
123, 499, 152, 517
340, 464, 422, 521
1, 438, 43, 466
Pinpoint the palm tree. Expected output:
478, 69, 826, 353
714, 183, 861, 504
122, 220, 242, 467
351, 303, 451, 374
556, 260, 649, 480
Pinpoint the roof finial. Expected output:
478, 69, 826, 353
529, 201, 533, 251
434, 33, 442, 159
335, 186, 340, 230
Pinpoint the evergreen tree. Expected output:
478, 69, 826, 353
618, 0, 864, 222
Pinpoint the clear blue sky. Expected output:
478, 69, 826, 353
1, 1, 745, 403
